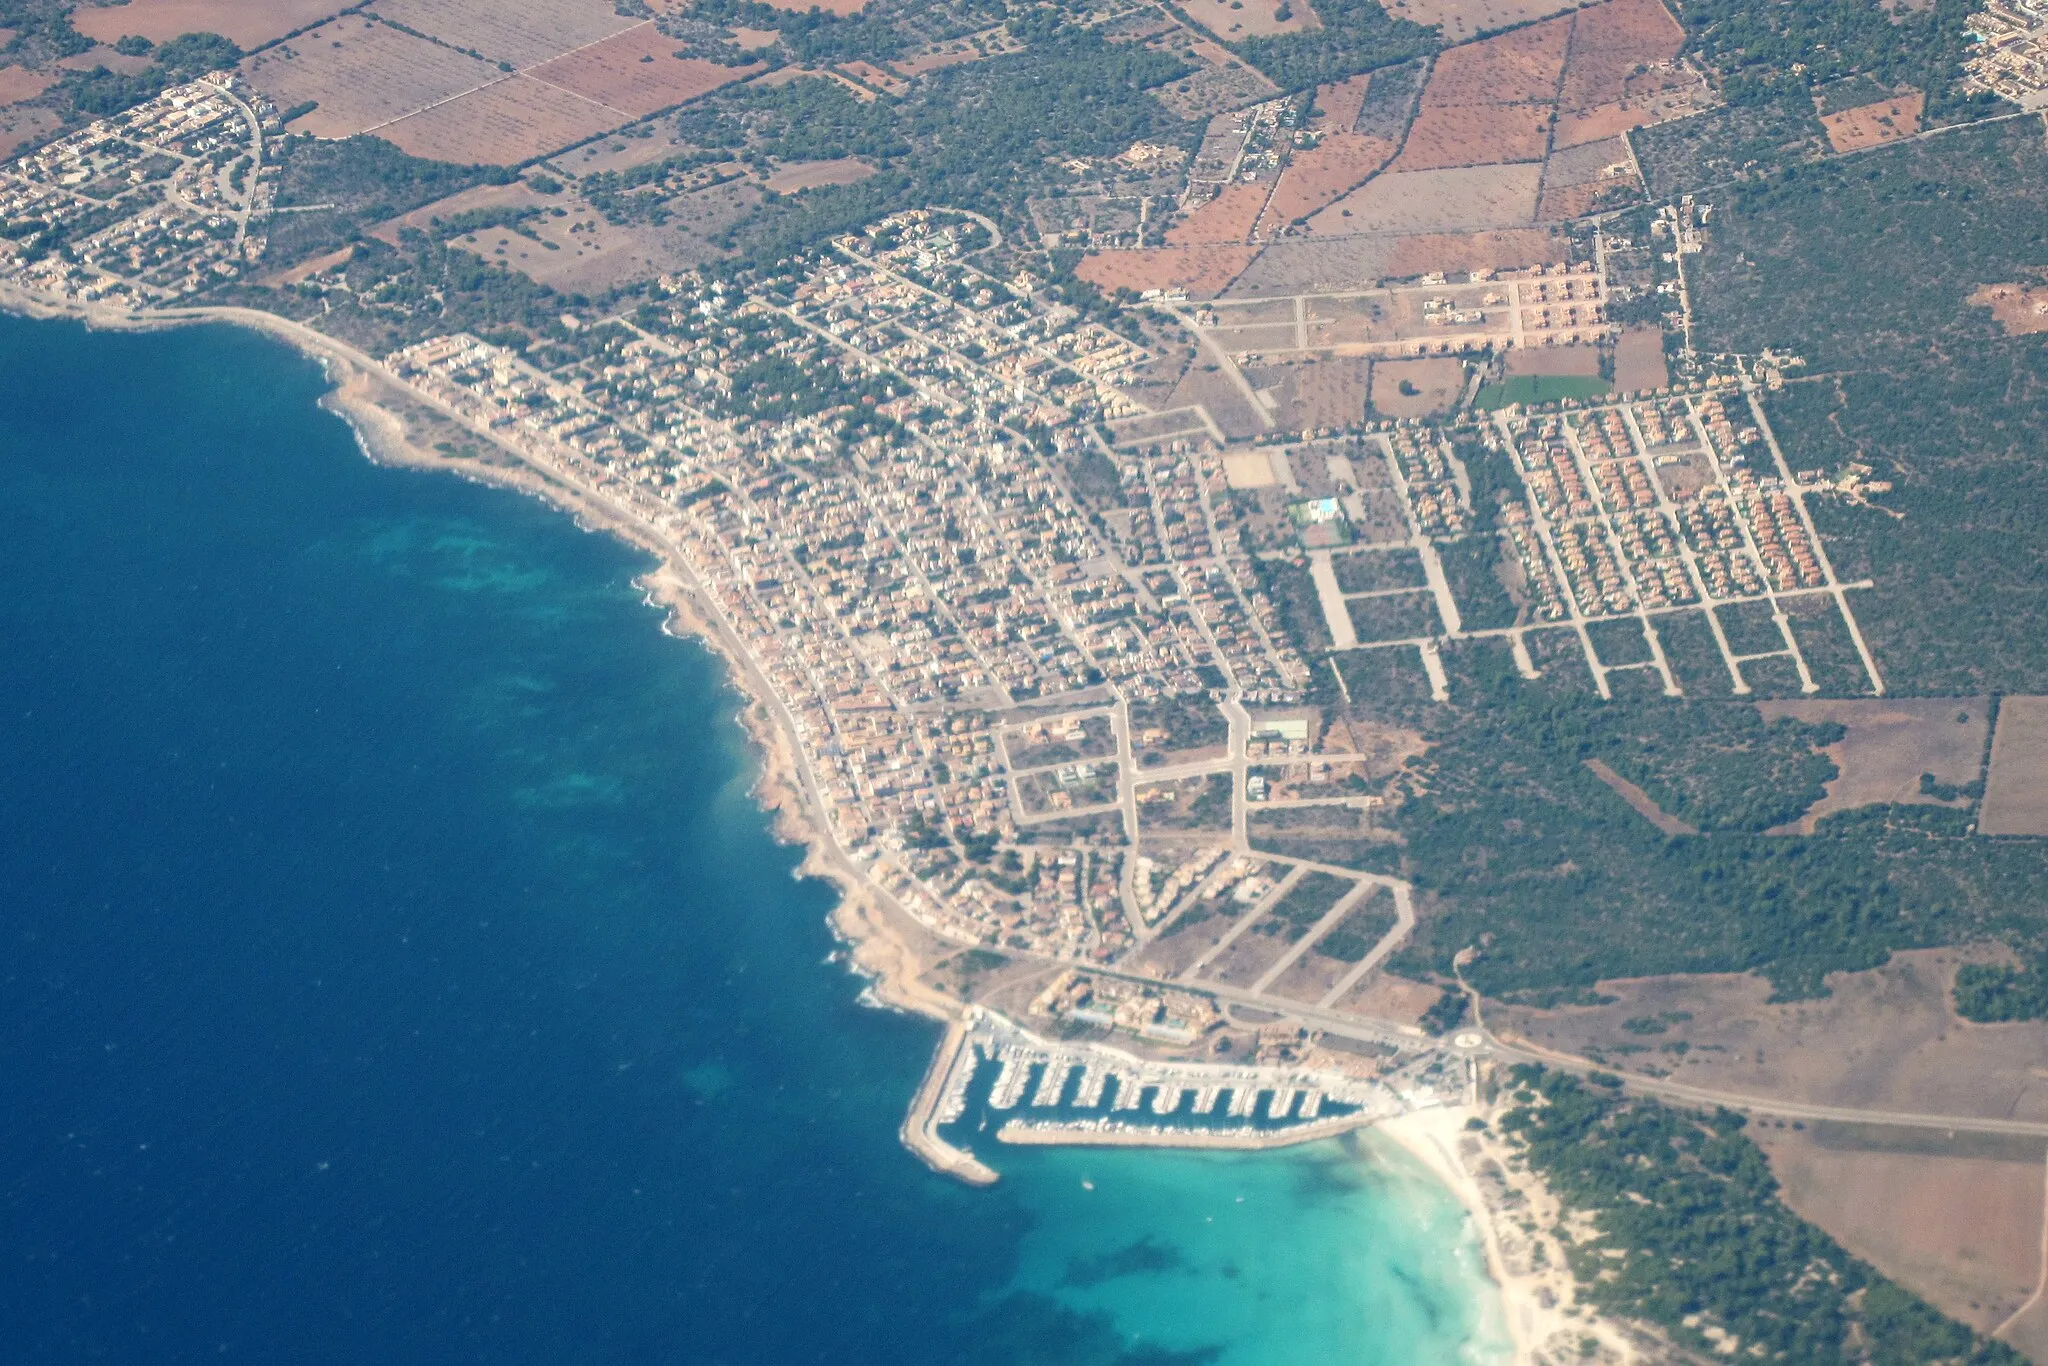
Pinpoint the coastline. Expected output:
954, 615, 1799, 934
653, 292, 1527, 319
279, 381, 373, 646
0, 288, 1558, 1355
1374, 1106, 1645, 1365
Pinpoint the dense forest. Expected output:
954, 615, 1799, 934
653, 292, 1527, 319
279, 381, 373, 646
1501, 1067, 2024, 1363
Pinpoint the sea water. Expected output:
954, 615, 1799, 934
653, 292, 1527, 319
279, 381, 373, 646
0, 312, 1508, 1365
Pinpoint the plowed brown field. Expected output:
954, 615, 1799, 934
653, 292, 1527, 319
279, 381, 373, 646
379, 74, 619, 165
244, 18, 499, 138
1421, 16, 1572, 106
529, 27, 750, 117
1168, 181, 1272, 245
1557, 0, 1685, 110
1390, 102, 1551, 170
1259, 133, 1398, 228
370, 0, 638, 69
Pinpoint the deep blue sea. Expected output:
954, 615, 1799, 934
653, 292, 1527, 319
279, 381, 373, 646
0, 313, 1507, 1364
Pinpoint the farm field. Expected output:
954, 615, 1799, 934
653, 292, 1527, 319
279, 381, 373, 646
1757, 1123, 2046, 1336
1258, 133, 1397, 228
0, 104, 56, 157
1504, 343, 1600, 376
245, 18, 501, 139
1982, 696, 2048, 836
1755, 698, 1987, 833
1389, 102, 1551, 171
1179, 0, 1320, 41
1168, 182, 1272, 246
370, 0, 639, 68
72, 0, 347, 49
1383, 0, 1592, 42
1421, 15, 1571, 105
1309, 164, 1542, 235
529, 29, 752, 118
379, 75, 620, 166
0, 65, 54, 106
1819, 91, 1925, 153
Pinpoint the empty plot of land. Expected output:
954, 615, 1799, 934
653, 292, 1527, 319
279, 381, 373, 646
1422, 17, 1572, 106
1820, 91, 1924, 153
834, 59, 908, 96
0, 64, 54, 105
1758, 1126, 2045, 1335
1971, 282, 2048, 336
1757, 697, 1987, 832
1258, 357, 1374, 429
1557, 0, 1686, 110
1310, 164, 1542, 234
245, 19, 501, 138
530, 28, 749, 117
1075, 243, 1260, 297
1260, 133, 1398, 228
370, 0, 639, 69
1180, 0, 1320, 40
1169, 182, 1272, 246
1981, 696, 2048, 836
1492, 949, 2048, 1124
1389, 103, 1553, 171
1612, 325, 1668, 390
380, 75, 619, 166
1384, 0, 1590, 41
764, 157, 876, 193
1369, 357, 1464, 416
1506, 342, 1600, 375
1226, 226, 1560, 293
75, 0, 346, 49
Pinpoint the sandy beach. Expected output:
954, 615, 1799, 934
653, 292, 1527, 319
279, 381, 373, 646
1375, 1105, 1647, 1365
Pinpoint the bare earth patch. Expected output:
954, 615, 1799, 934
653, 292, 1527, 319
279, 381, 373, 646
1971, 281, 2048, 336
379, 75, 620, 166
1820, 90, 1925, 153
1384, 0, 1591, 42
1612, 324, 1668, 390
244, 18, 501, 139
1982, 695, 2048, 836
0, 64, 54, 106
1423, 16, 1573, 106
370, 0, 640, 69
1075, 243, 1261, 297
1258, 132, 1398, 229
1168, 181, 1273, 245
764, 157, 876, 193
1309, 164, 1542, 235
1389, 103, 1553, 171
1756, 697, 1987, 833
1492, 949, 2048, 1125
1557, 0, 1687, 110
1756, 1124, 2045, 1335
1506, 342, 1602, 376
1225, 226, 1562, 294
74, 0, 347, 49
1272, 355, 1375, 427
1369, 357, 1465, 417
0, 104, 58, 158
528, 28, 753, 118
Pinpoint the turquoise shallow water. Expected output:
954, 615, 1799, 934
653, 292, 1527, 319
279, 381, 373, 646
0, 311, 1507, 1364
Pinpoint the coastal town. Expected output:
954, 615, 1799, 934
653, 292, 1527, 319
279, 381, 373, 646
8, 0, 2048, 1340
0, 78, 1887, 1161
